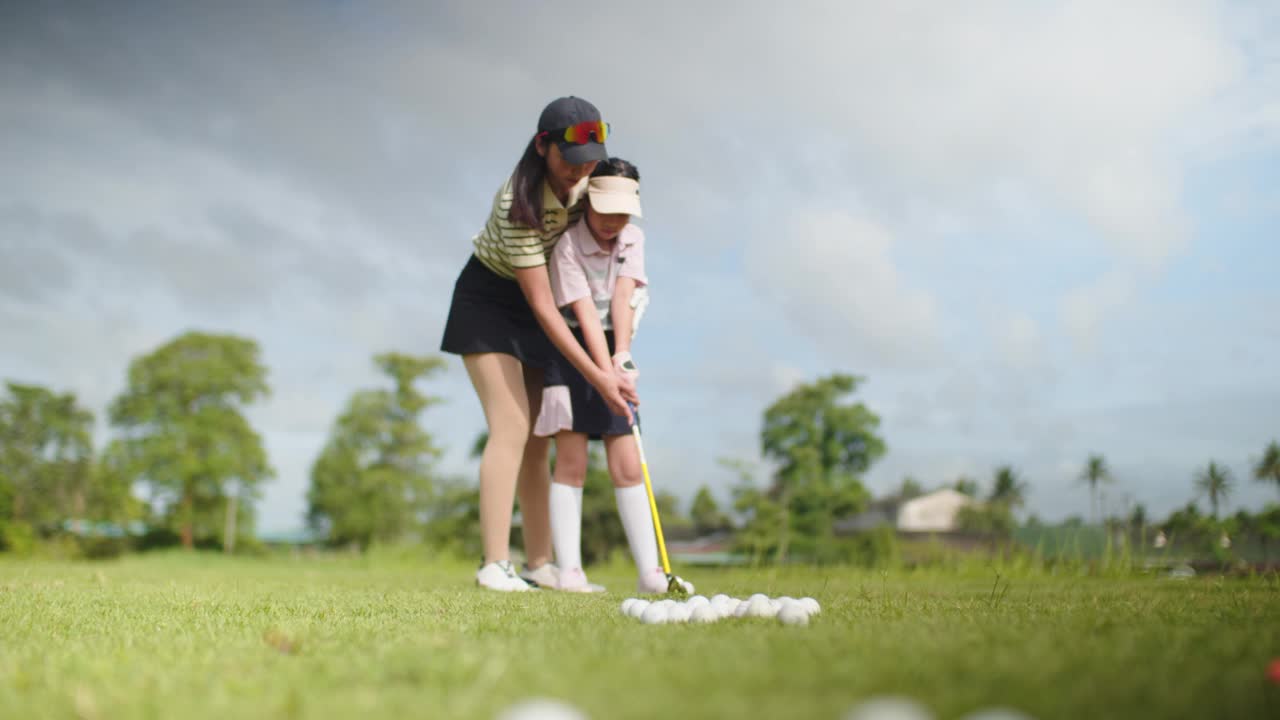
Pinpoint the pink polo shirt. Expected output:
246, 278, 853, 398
548, 219, 647, 331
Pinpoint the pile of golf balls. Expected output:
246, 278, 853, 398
619, 593, 821, 626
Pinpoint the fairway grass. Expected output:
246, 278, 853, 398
1, 553, 1277, 719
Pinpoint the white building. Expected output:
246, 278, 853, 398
835, 488, 978, 534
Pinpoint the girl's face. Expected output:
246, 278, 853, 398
538, 140, 598, 197
586, 206, 630, 242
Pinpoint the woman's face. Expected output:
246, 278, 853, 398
586, 206, 630, 242
539, 141, 598, 197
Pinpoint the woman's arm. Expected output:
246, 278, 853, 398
515, 266, 636, 417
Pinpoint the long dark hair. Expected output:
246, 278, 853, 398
508, 135, 546, 229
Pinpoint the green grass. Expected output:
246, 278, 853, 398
1, 553, 1277, 720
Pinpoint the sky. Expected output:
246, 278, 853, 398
2, 1, 1278, 532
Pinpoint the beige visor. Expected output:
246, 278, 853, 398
587, 176, 642, 218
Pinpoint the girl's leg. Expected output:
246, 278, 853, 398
549, 432, 589, 581
516, 365, 554, 570
603, 434, 663, 587
463, 353, 532, 566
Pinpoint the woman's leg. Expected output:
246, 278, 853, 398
517, 365, 554, 570
603, 434, 662, 584
463, 352, 532, 566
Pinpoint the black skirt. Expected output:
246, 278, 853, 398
439, 254, 552, 369
544, 327, 636, 439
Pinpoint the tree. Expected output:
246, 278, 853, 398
897, 476, 924, 500
989, 465, 1027, 509
758, 374, 883, 563
952, 476, 979, 497
1194, 461, 1233, 519
1254, 441, 1280, 497
107, 333, 271, 549
0, 383, 96, 529
690, 485, 730, 535
107, 332, 272, 550
1078, 454, 1112, 525
307, 352, 445, 550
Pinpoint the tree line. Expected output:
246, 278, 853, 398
2, 330, 1279, 565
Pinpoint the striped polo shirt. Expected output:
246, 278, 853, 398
472, 175, 588, 279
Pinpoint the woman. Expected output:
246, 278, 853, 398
440, 96, 637, 591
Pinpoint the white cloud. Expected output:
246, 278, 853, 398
1060, 271, 1136, 354
746, 209, 940, 369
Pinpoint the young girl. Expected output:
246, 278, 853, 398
440, 97, 637, 592
533, 158, 691, 594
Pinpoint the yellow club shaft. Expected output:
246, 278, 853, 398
630, 422, 672, 575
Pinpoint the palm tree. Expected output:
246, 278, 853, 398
1194, 461, 1233, 519
1078, 454, 1112, 526
989, 465, 1027, 509
1254, 441, 1280, 497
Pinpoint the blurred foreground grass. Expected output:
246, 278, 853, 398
1, 551, 1277, 719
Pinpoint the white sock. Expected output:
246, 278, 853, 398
615, 484, 660, 573
550, 482, 583, 571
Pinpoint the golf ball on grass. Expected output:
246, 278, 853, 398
843, 696, 935, 720
497, 698, 589, 720
690, 605, 719, 624
641, 604, 669, 625
777, 603, 810, 625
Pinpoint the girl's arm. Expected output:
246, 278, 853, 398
515, 267, 636, 418
610, 276, 638, 357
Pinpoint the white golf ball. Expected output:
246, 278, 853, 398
497, 698, 589, 720
641, 604, 669, 625
843, 696, 935, 720
667, 604, 692, 623
628, 600, 650, 619
690, 605, 719, 624
777, 604, 810, 625
799, 597, 821, 615
620, 598, 637, 616
747, 597, 777, 618
958, 709, 1037, 720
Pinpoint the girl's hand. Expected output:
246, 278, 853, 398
592, 368, 636, 421
613, 351, 640, 396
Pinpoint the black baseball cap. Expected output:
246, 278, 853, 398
537, 96, 609, 165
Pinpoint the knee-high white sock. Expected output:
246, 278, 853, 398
615, 484, 660, 573
550, 482, 583, 571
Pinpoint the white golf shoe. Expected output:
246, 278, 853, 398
476, 560, 536, 592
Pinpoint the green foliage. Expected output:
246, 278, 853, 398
106, 331, 272, 549
989, 465, 1027, 509
729, 374, 882, 564
1078, 453, 1112, 524
1193, 460, 1233, 518
0, 382, 97, 528
1252, 440, 1280, 495
690, 485, 730, 535
957, 502, 1016, 537
307, 353, 446, 550
897, 476, 924, 500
